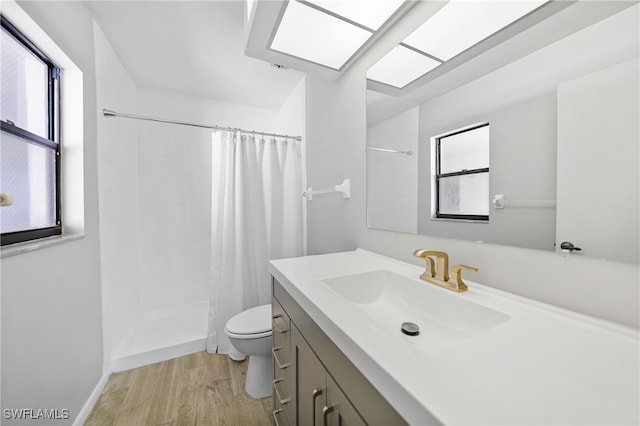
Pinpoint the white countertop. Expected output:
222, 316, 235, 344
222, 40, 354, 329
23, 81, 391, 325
269, 249, 639, 425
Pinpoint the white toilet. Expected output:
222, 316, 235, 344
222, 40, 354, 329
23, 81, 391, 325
224, 304, 273, 399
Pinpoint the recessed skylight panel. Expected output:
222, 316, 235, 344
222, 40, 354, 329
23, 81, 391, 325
247, 0, 255, 22
304, 0, 406, 30
270, 0, 372, 70
367, 45, 441, 88
404, 0, 548, 61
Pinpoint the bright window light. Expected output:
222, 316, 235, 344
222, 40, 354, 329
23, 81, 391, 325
305, 0, 406, 30
247, 0, 255, 22
404, 0, 548, 61
367, 45, 441, 88
270, 1, 372, 70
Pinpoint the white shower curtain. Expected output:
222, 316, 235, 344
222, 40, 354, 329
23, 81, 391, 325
207, 130, 303, 357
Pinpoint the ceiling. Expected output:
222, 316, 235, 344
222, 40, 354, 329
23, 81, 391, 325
84, 0, 305, 111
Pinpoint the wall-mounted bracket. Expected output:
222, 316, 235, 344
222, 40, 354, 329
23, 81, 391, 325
302, 179, 350, 201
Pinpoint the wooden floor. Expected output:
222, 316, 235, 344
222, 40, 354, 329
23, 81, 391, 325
85, 351, 273, 426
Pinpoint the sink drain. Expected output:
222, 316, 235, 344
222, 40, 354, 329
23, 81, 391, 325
401, 322, 420, 336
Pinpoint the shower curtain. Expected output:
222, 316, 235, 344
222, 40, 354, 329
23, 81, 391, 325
207, 130, 303, 357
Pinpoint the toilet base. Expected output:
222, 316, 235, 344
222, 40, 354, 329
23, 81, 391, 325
245, 354, 272, 399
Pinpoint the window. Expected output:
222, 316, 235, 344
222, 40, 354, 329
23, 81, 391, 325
1, 15, 61, 245
434, 123, 489, 221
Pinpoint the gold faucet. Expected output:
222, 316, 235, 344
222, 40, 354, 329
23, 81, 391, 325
413, 249, 478, 292
413, 250, 449, 281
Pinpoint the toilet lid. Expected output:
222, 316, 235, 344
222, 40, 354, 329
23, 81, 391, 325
225, 304, 272, 335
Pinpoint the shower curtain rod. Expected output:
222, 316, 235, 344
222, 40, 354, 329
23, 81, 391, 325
102, 109, 302, 141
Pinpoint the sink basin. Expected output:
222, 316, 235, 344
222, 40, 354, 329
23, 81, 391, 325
321, 270, 510, 353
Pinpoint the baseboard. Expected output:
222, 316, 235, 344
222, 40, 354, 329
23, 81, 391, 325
111, 338, 206, 372
73, 369, 111, 425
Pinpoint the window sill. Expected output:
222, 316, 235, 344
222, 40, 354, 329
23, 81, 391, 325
430, 217, 490, 224
1, 233, 86, 258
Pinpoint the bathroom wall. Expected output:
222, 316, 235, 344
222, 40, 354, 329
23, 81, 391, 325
305, 75, 362, 255
94, 22, 141, 370
305, 5, 639, 328
1, 1, 104, 423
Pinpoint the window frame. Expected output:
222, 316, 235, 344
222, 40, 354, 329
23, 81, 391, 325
434, 123, 490, 221
1, 15, 62, 246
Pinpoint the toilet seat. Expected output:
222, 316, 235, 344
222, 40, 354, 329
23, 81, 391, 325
224, 304, 272, 339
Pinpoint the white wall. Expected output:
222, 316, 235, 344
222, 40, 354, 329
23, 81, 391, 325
305, 76, 362, 255
94, 23, 141, 368
305, 6, 639, 328
1, 1, 103, 422
274, 77, 307, 141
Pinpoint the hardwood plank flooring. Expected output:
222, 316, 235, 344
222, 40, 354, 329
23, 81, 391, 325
86, 352, 273, 426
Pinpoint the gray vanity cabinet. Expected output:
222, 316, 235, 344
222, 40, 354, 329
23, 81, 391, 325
272, 278, 407, 426
293, 324, 365, 426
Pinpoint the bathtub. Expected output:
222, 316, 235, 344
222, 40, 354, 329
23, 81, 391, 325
111, 300, 208, 371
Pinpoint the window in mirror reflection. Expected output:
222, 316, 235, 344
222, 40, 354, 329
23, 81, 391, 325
434, 123, 489, 221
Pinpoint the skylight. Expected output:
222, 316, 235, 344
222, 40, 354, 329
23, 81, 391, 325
304, 0, 405, 30
404, 0, 548, 61
367, 45, 441, 88
269, 0, 405, 71
247, 0, 255, 22
369, 0, 549, 89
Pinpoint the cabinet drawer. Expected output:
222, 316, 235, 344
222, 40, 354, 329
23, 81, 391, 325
272, 296, 294, 424
273, 401, 290, 426
272, 298, 291, 372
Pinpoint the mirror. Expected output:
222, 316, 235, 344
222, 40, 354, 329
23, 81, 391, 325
366, 1, 639, 264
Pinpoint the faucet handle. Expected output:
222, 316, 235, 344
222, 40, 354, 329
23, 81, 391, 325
449, 264, 478, 292
413, 249, 448, 259
414, 249, 449, 281
413, 249, 435, 277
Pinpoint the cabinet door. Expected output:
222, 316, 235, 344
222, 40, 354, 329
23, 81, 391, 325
325, 375, 366, 426
292, 325, 326, 426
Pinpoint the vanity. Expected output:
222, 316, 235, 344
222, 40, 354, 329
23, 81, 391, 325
269, 249, 639, 425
